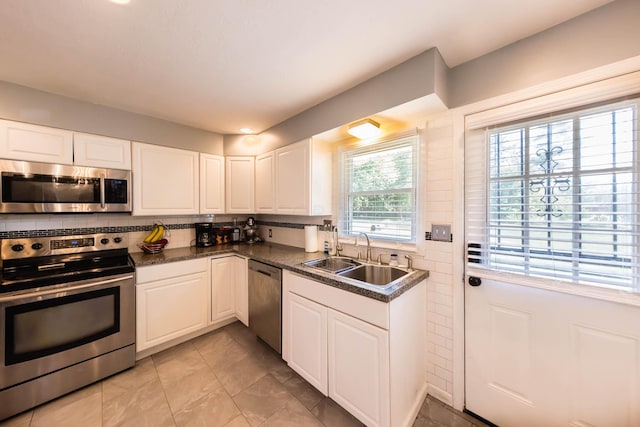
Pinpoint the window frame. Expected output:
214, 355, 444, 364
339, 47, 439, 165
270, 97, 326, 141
340, 133, 419, 244
471, 98, 640, 291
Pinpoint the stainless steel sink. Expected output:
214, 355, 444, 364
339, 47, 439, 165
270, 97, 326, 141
303, 257, 361, 273
337, 264, 409, 286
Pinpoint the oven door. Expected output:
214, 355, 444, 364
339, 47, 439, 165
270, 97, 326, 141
0, 273, 134, 390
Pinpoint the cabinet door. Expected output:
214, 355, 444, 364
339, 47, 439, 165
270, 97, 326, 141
132, 142, 199, 215
225, 156, 255, 213
136, 270, 209, 352
200, 153, 225, 214
275, 140, 309, 214
73, 132, 132, 169
0, 119, 73, 164
255, 151, 275, 213
328, 309, 390, 427
234, 257, 249, 326
211, 256, 236, 323
288, 292, 328, 395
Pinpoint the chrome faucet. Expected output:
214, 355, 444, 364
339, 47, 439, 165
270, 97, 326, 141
376, 253, 389, 265
405, 255, 413, 270
355, 232, 372, 262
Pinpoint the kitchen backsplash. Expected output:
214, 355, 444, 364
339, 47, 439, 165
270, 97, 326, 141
0, 213, 424, 269
0, 213, 331, 253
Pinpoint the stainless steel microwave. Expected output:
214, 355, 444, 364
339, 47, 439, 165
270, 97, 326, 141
0, 160, 131, 213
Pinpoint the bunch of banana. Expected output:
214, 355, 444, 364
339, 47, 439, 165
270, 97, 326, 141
143, 224, 165, 243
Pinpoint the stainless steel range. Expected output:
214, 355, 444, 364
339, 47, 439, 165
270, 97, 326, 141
0, 233, 135, 420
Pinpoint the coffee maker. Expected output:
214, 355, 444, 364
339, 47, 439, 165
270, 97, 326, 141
244, 216, 258, 243
195, 222, 215, 247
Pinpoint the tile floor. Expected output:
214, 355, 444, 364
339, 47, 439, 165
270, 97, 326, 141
0, 321, 487, 427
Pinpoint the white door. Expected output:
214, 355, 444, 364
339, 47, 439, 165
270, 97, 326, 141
287, 292, 328, 395
200, 153, 225, 214
211, 256, 236, 323
131, 142, 199, 215
275, 139, 309, 214
328, 308, 389, 427
255, 151, 275, 213
234, 257, 249, 326
73, 132, 131, 169
0, 119, 73, 164
465, 276, 640, 426
225, 156, 255, 213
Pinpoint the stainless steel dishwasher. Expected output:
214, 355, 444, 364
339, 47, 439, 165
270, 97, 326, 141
248, 260, 282, 353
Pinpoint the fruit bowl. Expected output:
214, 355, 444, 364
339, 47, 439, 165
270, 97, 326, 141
138, 238, 169, 254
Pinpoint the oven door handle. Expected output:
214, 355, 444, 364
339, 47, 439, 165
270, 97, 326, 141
38, 263, 66, 271
0, 274, 134, 302
99, 174, 106, 208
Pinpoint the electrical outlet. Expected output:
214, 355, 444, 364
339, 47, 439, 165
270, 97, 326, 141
432, 224, 451, 242
268, 229, 272, 238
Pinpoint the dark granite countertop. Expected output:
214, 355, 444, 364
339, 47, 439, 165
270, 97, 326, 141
130, 242, 428, 302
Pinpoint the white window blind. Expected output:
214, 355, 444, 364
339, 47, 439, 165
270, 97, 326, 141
466, 98, 640, 291
341, 134, 418, 242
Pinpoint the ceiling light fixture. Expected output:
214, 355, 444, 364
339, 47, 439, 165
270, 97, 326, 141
347, 118, 381, 140
240, 128, 254, 134
109, 0, 131, 4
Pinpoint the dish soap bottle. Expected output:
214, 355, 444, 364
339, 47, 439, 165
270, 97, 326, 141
389, 253, 399, 266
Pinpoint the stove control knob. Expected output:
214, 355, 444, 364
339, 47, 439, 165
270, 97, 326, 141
114, 237, 122, 244
100, 238, 110, 245
11, 244, 24, 252
31, 243, 44, 250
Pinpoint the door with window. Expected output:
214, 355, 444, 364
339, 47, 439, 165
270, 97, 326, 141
465, 97, 640, 426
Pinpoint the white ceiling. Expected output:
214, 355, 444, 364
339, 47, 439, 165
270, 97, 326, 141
0, 0, 613, 135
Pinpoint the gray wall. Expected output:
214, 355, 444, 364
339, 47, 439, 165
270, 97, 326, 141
225, 0, 640, 156
448, 0, 640, 107
223, 48, 449, 155
0, 81, 224, 155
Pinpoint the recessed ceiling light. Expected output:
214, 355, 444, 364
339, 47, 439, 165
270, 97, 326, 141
347, 118, 381, 140
109, 0, 130, 4
240, 128, 254, 134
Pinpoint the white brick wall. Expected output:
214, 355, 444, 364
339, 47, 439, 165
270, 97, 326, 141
422, 111, 456, 404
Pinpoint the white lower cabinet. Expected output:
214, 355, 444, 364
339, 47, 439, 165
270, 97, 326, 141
210, 255, 248, 325
328, 309, 389, 427
211, 256, 236, 323
288, 292, 328, 394
136, 258, 209, 352
234, 257, 249, 326
283, 270, 427, 427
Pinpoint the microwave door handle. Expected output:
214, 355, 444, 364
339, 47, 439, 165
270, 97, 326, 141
99, 174, 106, 208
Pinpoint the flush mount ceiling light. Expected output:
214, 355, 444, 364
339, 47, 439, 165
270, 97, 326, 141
240, 128, 254, 134
109, 0, 131, 4
347, 118, 381, 139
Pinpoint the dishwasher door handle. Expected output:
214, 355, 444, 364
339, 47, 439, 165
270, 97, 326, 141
256, 269, 273, 277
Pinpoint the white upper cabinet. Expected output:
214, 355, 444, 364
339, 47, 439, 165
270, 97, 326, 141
0, 119, 73, 164
275, 138, 332, 215
200, 153, 225, 214
255, 151, 275, 213
73, 132, 131, 169
226, 156, 255, 213
132, 142, 199, 216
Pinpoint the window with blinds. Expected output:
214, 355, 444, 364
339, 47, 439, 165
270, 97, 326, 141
341, 134, 418, 242
466, 98, 639, 290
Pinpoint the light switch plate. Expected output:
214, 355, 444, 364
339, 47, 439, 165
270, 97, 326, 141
432, 224, 451, 242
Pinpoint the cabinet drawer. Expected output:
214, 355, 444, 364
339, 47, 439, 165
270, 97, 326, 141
136, 258, 209, 284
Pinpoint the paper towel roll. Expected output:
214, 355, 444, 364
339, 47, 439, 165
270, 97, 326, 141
304, 225, 318, 252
